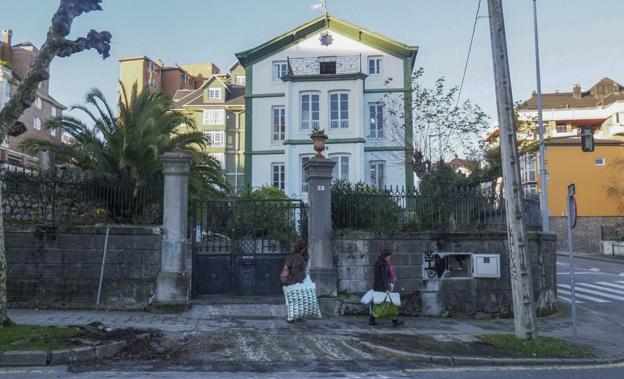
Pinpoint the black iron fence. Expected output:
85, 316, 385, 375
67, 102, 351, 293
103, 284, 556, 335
287, 55, 361, 76
332, 184, 542, 233
1, 168, 163, 225
192, 198, 307, 255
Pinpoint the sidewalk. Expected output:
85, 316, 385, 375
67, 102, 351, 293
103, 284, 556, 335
7, 301, 624, 361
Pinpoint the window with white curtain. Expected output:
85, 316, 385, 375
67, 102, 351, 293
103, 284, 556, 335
300, 92, 319, 130
330, 154, 349, 181
369, 103, 384, 139
272, 106, 285, 142
271, 162, 285, 190
329, 91, 349, 129
204, 131, 225, 147
203, 109, 225, 125
208, 88, 222, 100
272, 61, 288, 81
369, 161, 385, 188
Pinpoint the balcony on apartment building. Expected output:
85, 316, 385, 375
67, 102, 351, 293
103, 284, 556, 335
285, 55, 363, 79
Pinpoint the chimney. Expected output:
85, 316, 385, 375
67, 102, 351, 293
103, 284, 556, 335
2, 29, 12, 45
573, 84, 581, 99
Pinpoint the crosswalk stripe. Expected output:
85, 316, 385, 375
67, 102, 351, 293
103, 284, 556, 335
557, 288, 609, 303
557, 294, 584, 304
596, 282, 624, 291
559, 284, 624, 301
576, 282, 624, 296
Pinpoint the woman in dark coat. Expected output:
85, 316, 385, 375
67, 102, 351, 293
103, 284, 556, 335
281, 239, 309, 323
282, 239, 308, 286
370, 248, 403, 327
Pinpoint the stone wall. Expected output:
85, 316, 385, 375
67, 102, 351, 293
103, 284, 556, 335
6, 225, 162, 310
550, 216, 624, 253
333, 231, 557, 318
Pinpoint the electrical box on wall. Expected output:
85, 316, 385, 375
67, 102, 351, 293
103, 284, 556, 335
471, 254, 501, 278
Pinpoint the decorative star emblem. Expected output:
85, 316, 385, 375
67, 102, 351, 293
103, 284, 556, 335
319, 32, 333, 46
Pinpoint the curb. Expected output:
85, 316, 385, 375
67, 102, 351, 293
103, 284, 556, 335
0, 340, 127, 367
556, 252, 624, 265
359, 341, 624, 366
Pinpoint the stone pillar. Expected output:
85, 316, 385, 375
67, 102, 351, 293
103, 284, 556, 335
155, 151, 192, 309
304, 158, 337, 297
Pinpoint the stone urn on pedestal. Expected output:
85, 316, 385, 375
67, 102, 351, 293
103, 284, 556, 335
310, 127, 328, 159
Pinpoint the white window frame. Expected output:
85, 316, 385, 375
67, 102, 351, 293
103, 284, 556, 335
235, 76, 246, 85
51, 106, 57, 117
369, 103, 384, 139
147, 78, 157, 89
202, 109, 225, 125
367, 56, 383, 75
329, 91, 349, 129
4, 82, 11, 97
520, 154, 536, 183
271, 106, 285, 143
272, 61, 288, 81
35, 96, 42, 109
301, 155, 314, 193
330, 154, 350, 181
208, 88, 222, 101
300, 92, 320, 130
204, 131, 225, 147
595, 157, 606, 166
33, 117, 41, 131
369, 161, 386, 188
271, 162, 285, 190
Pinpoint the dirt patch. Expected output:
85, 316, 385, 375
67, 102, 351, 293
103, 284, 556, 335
357, 333, 523, 358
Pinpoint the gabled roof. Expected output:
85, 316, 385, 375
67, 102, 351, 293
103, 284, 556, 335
201, 74, 230, 92
235, 14, 418, 67
229, 60, 242, 72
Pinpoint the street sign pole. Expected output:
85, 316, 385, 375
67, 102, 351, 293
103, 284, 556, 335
567, 184, 578, 340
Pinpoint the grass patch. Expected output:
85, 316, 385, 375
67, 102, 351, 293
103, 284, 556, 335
478, 334, 594, 359
0, 324, 83, 351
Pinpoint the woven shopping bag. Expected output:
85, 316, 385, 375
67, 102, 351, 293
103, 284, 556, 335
372, 294, 398, 319
283, 280, 322, 321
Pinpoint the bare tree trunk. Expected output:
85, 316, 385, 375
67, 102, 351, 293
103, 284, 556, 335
0, 0, 111, 326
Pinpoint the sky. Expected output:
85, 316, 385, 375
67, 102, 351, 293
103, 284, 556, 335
2, 0, 624, 126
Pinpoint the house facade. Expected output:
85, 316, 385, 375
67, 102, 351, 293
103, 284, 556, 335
236, 15, 417, 198
0, 29, 66, 170
484, 77, 624, 252
172, 65, 246, 189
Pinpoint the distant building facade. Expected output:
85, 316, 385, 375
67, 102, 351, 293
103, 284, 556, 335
119, 56, 245, 189
0, 28, 66, 170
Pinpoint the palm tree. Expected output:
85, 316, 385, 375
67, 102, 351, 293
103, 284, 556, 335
22, 85, 228, 197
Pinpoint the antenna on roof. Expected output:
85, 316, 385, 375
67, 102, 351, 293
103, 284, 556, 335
310, 0, 329, 15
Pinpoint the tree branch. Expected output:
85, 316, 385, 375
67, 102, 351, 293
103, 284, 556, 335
0, 0, 111, 137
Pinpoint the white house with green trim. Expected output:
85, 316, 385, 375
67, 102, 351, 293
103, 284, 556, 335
236, 14, 417, 198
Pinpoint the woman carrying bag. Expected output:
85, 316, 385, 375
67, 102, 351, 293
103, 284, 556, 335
369, 249, 403, 327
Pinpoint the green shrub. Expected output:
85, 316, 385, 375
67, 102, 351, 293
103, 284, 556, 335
331, 180, 401, 232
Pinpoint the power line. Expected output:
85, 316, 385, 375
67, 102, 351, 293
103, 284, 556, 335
456, 0, 482, 108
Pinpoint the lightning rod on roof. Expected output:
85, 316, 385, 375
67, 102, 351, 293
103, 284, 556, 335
310, 0, 329, 15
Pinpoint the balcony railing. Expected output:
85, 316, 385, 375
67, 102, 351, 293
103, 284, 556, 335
287, 55, 361, 77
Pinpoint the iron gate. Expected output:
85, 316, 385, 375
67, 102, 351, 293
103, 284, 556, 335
191, 198, 307, 297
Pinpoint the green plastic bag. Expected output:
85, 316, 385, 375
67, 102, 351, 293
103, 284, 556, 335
372, 300, 398, 319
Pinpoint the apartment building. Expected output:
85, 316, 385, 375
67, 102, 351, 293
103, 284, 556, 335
0, 28, 65, 170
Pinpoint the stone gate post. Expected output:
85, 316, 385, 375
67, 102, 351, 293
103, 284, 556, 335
304, 158, 337, 297
155, 151, 192, 309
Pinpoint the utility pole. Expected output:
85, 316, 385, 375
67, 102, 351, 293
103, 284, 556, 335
532, 0, 549, 233
487, 0, 538, 340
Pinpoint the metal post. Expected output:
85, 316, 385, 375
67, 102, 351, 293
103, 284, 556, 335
567, 186, 578, 340
532, 0, 549, 233
96, 226, 111, 309
488, 0, 538, 340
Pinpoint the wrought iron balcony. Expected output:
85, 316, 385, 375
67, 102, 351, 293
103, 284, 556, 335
287, 55, 362, 77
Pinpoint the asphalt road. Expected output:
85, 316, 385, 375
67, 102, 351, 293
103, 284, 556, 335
556, 254, 624, 326
2, 363, 624, 378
